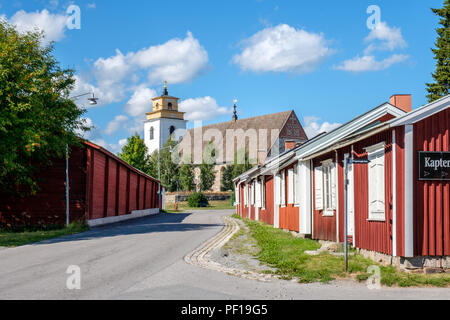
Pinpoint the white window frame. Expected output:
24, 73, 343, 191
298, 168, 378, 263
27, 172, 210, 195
255, 179, 261, 208
280, 170, 286, 207
314, 166, 324, 211
366, 142, 386, 221
261, 176, 266, 210
293, 163, 301, 206
287, 168, 294, 205
321, 159, 336, 216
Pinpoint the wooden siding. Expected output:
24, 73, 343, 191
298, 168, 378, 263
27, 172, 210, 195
259, 176, 274, 225
352, 130, 393, 255
0, 141, 160, 226
413, 108, 450, 256
279, 166, 300, 232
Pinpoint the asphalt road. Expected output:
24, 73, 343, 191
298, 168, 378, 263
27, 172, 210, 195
0, 210, 449, 300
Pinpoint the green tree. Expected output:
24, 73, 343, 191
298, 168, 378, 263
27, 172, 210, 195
199, 141, 216, 191
232, 148, 254, 180
0, 21, 86, 196
426, 0, 450, 102
220, 165, 234, 191
158, 138, 179, 192
179, 154, 195, 191
118, 133, 154, 175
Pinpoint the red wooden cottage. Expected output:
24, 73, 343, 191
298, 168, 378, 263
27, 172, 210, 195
235, 94, 450, 269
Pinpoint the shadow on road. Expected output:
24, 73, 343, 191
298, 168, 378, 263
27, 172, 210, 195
32, 212, 223, 246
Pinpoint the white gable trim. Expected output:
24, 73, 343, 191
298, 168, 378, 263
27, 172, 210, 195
295, 103, 405, 161
391, 95, 450, 126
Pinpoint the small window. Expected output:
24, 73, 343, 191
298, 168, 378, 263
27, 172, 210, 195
316, 159, 336, 216
168, 102, 173, 110
169, 126, 175, 135
150, 127, 154, 140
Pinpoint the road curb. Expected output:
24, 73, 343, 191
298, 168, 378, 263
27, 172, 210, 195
184, 216, 277, 282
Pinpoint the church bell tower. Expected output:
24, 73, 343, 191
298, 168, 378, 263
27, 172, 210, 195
144, 81, 187, 155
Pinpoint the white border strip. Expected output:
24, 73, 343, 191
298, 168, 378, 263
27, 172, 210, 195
404, 125, 414, 257
392, 130, 397, 257
88, 208, 160, 227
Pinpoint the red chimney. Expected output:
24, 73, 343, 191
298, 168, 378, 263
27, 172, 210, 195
390, 94, 412, 113
284, 140, 295, 151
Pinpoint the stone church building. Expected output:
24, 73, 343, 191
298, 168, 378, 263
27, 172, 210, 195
144, 84, 308, 192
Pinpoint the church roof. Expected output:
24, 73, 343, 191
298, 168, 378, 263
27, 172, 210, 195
179, 110, 308, 164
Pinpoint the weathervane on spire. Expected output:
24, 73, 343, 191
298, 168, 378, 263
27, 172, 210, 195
163, 80, 169, 96
232, 99, 238, 122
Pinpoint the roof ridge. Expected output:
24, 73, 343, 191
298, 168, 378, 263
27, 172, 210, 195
186, 110, 293, 132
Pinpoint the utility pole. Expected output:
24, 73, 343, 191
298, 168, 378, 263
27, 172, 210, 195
343, 157, 369, 272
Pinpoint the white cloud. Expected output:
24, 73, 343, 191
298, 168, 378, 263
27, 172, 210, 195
72, 75, 121, 107
364, 22, 407, 54
337, 21, 408, 73
335, 54, 409, 72
233, 24, 334, 73
76, 117, 101, 140
94, 50, 132, 86
105, 115, 129, 135
303, 116, 341, 138
130, 31, 209, 84
72, 32, 208, 110
7, 9, 67, 43
125, 86, 157, 117
87, 3, 96, 9
179, 96, 230, 121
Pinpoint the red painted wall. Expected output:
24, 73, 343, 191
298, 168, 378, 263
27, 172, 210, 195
352, 130, 393, 255
259, 176, 274, 225
414, 108, 450, 256
0, 141, 161, 226
279, 166, 300, 232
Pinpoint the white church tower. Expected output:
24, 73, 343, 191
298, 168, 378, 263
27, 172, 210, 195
144, 81, 187, 155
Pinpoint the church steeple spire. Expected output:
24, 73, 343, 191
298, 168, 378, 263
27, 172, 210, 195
232, 99, 238, 122
163, 80, 169, 96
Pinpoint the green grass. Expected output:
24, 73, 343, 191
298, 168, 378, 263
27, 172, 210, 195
165, 200, 235, 213
0, 222, 89, 247
240, 218, 450, 287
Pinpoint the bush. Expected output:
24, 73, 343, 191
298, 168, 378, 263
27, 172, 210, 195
187, 192, 209, 207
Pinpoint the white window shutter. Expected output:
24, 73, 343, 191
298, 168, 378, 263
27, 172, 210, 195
274, 175, 280, 205
331, 162, 337, 210
261, 177, 266, 209
314, 166, 324, 210
294, 163, 301, 205
255, 180, 261, 208
235, 185, 240, 204
288, 168, 294, 204
367, 144, 386, 220
281, 171, 286, 206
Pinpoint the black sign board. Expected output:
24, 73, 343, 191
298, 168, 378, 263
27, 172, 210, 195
418, 152, 450, 181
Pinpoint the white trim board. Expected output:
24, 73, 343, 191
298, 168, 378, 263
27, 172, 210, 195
88, 208, 160, 227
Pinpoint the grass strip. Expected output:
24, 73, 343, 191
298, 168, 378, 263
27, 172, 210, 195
240, 218, 450, 287
0, 222, 89, 247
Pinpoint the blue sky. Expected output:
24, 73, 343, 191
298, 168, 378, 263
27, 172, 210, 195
0, 0, 444, 152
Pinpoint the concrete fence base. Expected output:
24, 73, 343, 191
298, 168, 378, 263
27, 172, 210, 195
88, 208, 160, 227
356, 247, 450, 272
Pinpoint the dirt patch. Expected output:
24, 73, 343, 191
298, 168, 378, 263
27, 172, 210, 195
209, 219, 277, 274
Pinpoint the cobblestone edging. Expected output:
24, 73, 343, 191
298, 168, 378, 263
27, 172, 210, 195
184, 216, 277, 282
